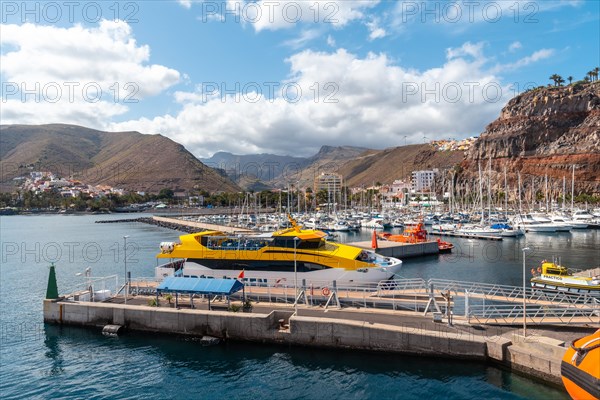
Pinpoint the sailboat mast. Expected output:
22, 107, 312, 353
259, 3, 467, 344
518, 172, 522, 214
487, 156, 492, 222
503, 165, 508, 212
478, 161, 484, 222
571, 164, 575, 212
562, 176, 566, 211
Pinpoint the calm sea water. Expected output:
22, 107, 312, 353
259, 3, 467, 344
2, 214, 597, 399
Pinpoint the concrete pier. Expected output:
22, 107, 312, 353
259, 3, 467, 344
349, 240, 439, 258
43, 297, 594, 387
152, 216, 255, 234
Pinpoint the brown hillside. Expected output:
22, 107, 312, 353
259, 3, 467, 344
0, 124, 240, 193
338, 144, 465, 187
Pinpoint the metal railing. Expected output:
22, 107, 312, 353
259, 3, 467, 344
63, 275, 119, 301
468, 304, 600, 325
63, 274, 600, 325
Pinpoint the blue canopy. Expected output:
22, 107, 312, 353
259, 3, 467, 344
157, 277, 244, 296
491, 223, 512, 229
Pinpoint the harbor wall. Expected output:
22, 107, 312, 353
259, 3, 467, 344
43, 299, 565, 385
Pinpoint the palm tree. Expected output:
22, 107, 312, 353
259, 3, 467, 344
594, 67, 599, 81
549, 74, 560, 86
586, 71, 594, 82
557, 76, 565, 86
567, 76, 573, 85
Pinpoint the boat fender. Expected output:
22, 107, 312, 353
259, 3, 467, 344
160, 242, 175, 254
570, 334, 600, 366
322, 287, 331, 296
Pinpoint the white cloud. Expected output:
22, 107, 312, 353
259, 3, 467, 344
282, 29, 321, 49
446, 42, 487, 62
509, 41, 522, 52
194, 0, 379, 32
366, 18, 386, 40
0, 20, 180, 126
327, 35, 336, 47
110, 44, 509, 158
178, 0, 192, 9
493, 48, 555, 72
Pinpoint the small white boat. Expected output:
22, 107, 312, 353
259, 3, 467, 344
431, 223, 456, 233
531, 261, 600, 295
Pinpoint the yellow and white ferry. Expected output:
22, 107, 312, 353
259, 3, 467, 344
155, 217, 402, 286
530, 261, 600, 295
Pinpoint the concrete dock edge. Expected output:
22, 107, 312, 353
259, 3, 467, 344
44, 299, 573, 387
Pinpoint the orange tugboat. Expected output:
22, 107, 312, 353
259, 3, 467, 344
561, 329, 600, 400
378, 222, 453, 253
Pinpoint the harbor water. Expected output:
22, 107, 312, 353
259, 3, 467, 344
3, 214, 599, 399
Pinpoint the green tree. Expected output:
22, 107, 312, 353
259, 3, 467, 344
315, 189, 329, 206
158, 188, 174, 200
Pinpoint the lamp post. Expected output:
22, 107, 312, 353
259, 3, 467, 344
124, 235, 129, 304
522, 247, 530, 337
294, 236, 299, 314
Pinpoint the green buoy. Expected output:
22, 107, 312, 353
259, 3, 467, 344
46, 263, 59, 299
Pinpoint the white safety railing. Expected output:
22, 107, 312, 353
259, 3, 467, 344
62, 273, 600, 324
63, 275, 119, 302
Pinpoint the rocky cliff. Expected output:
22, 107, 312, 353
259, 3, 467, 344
460, 82, 600, 195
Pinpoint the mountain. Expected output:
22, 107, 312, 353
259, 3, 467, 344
200, 151, 309, 191
0, 124, 240, 193
338, 144, 465, 187
275, 145, 369, 189
203, 146, 370, 190
459, 81, 600, 195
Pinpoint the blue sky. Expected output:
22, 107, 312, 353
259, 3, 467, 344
1, 1, 598, 157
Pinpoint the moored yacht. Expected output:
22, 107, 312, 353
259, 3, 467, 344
512, 214, 559, 232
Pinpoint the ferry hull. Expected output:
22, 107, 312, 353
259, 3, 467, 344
157, 260, 402, 287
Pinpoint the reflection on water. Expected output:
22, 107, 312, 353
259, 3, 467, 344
35, 325, 568, 400
43, 325, 65, 376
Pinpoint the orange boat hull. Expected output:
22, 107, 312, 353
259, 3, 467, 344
561, 329, 600, 400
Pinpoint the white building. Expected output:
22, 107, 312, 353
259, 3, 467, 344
313, 172, 343, 196
411, 170, 437, 192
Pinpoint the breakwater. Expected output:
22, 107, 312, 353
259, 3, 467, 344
96, 217, 200, 233
43, 298, 591, 387
96, 216, 255, 234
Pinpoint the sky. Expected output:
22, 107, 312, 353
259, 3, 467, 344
1, 0, 598, 158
